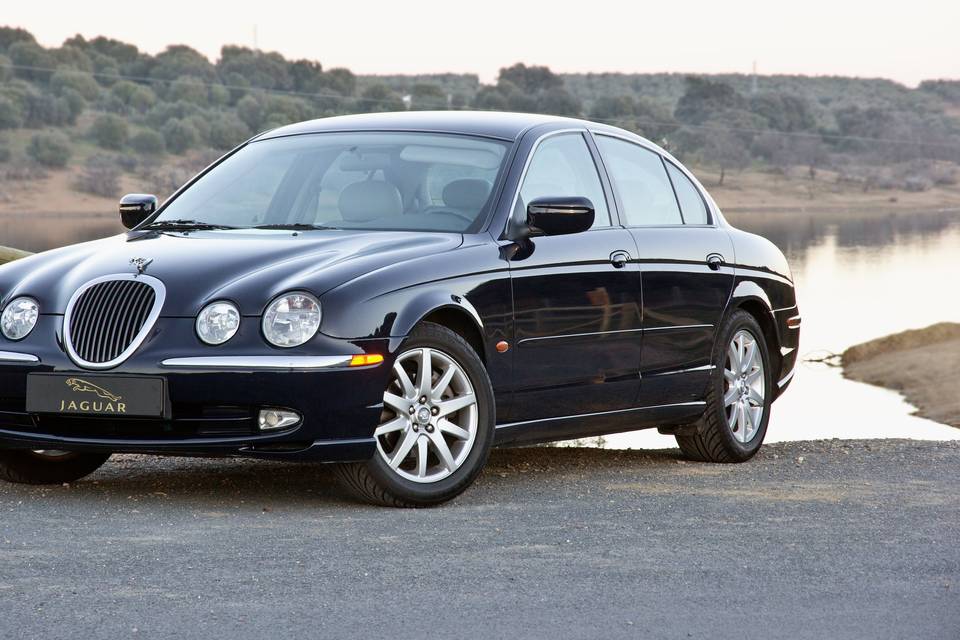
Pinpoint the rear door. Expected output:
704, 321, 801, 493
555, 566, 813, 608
507, 131, 643, 422
593, 134, 734, 406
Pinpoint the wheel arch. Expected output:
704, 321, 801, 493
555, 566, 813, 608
728, 282, 781, 381
393, 291, 487, 364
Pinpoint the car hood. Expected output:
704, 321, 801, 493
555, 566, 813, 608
0, 229, 464, 316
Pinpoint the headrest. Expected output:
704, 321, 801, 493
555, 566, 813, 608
338, 181, 403, 222
442, 179, 492, 211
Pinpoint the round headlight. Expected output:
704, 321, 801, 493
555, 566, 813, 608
1, 297, 39, 341
262, 293, 321, 348
196, 301, 240, 345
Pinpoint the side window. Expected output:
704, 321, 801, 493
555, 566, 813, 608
596, 136, 682, 226
666, 162, 709, 225
519, 133, 611, 228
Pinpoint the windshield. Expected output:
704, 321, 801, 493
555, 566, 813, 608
154, 132, 510, 233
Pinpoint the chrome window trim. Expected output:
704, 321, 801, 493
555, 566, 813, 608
160, 355, 355, 370
0, 351, 40, 363
589, 129, 719, 228
63, 274, 166, 371
505, 127, 611, 233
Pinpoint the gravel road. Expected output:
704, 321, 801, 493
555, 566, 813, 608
0, 439, 957, 639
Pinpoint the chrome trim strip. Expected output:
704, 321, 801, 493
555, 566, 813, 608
518, 327, 644, 345
63, 273, 166, 371
495, 401, 706, 429
0, 351, 39, 363
778, 368, 796, 389
644, 324, 714, 332
160, 355, 354, 370
518, 324, 713, 345
650, 364, 716, 377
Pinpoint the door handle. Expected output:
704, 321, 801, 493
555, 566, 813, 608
609, 250, 631, 269
706, 254, 725, 271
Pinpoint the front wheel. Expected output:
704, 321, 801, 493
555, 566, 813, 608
333, 322, 495, 507
0, 450, 111, 484
676, 310, 773, 462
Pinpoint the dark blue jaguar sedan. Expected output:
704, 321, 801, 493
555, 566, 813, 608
0, 112, 799, 506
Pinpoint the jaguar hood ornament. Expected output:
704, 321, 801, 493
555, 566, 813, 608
130, 257, 153, 275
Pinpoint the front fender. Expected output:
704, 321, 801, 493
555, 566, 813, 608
391, 291, 484, 340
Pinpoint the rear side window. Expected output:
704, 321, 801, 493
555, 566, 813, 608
666, 162, 709, 225
519, 133, 611, 228
596, 136, 682, 226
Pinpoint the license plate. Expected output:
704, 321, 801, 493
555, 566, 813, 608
26, 374, 165, 418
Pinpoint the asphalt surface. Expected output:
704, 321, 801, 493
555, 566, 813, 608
0, 439, 958, 639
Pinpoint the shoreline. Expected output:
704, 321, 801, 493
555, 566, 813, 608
843, 323, 960, 428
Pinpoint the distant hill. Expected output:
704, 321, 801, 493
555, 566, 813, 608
0, 24, 958, 208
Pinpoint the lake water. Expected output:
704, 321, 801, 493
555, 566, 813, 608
3, 207, 960, 446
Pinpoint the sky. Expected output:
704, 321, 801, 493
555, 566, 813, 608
4, 0, 958, 86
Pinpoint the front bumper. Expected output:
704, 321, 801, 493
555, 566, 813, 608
0, 316, 391, 461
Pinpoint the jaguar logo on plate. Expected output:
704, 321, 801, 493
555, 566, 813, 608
61, 378, 126, 413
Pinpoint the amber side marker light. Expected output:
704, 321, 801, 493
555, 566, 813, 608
350, 354, 384, 367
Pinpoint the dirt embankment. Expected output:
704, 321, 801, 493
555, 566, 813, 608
843, 323, 960, 428
0, 246, 31, 265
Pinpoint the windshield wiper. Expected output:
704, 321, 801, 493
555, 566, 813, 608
142, 219, 237, 231
250, 223, 335, 231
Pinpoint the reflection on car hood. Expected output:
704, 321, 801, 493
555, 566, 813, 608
0, 229, 464, 316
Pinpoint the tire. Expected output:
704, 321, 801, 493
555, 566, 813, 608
333, 322, 495, 507
676, 310, 773, 463
0, 450, 111, 484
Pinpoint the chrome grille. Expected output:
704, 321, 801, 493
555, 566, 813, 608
64, 276, 163, 368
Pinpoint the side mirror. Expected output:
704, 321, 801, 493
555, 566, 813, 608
119, 194, 158, 229
526, 197, 595, 237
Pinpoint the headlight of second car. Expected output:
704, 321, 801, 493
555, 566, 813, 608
196, 301, 241, 345
1, 297, 39, 341
262, 293, 321, 348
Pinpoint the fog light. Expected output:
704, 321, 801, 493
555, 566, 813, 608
258, 409, 300, 431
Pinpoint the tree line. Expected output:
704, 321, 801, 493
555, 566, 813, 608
1, 25, 958, 197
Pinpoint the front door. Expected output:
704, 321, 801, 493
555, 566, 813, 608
507, 132, 643, 422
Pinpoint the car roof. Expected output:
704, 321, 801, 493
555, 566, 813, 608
252, 110, 632, 143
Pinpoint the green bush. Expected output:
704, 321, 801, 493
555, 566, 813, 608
110, 80, 157, 113
90, 113, 128, 150
50, 69, 100, 101
208, 114, 249, 150
27, 131, 72, 167
161, 118, 198, 154
0, 144, 10, 163
0, 95, 23, 129
129, 130, 165, 155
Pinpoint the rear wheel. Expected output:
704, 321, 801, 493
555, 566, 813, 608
0, 450, 111, 484
676, 310, 772, 462
333, 322, 495, 507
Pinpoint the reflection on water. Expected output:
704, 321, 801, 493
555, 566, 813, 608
3, 208, 960, 444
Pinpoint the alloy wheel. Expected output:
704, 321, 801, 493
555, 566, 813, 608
723, 329, 766, 443
375, 347, 479, 483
